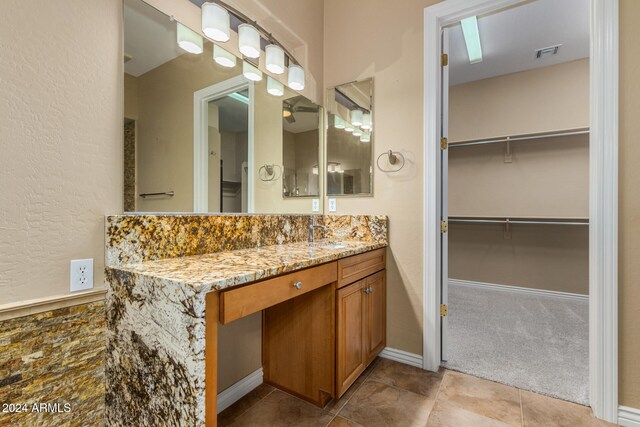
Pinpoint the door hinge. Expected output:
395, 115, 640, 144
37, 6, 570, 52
440, 137, 448, 150
440, 220, 448, 233
441, 53, 449, 66
440, 304, 448, 317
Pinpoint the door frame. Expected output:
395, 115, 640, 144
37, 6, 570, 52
194, 75, 255, 213
422, 0, 619, 423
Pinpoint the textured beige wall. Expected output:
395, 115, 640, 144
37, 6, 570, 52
0, 0, 122, 306
449, 59, 590, 141
449, 223, 589, 295
448, 63, 589, 295
324, 0, 441, 355
619, 0, 640, 409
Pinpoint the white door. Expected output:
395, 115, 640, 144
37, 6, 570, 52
440, 28, 450, 362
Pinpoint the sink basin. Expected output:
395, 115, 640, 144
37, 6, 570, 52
319, 243, 347, 249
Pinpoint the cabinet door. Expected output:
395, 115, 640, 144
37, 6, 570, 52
365, 270, 386, 364
336, 279, 366, 398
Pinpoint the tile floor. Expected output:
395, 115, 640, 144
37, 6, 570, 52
218, 358, 617, 427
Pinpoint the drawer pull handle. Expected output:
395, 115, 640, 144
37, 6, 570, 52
293, 282, 303, 290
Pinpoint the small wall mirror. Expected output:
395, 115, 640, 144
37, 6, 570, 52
326, 78, 373, 196
123, 0, 322, 214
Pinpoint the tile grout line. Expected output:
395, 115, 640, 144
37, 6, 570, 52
519, 389, 524, 427
331, 360, 381, 424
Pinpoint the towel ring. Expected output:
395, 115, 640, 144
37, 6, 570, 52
376, 150, 405, 173
258, 164, 282, 181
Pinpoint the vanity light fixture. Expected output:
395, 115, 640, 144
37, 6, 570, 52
288, 65, 305, 91
265, 45, 285, 74
351, 110, 363, 127
352, 128, 363, 137
334, 115, 346, 129
238, 24, 261, 58
201, 2, 230, 42
312, 165, 319, 175
461, 16, 483, 64
228, 92, 249, 105
177, 23, 203, 54
242, 61, 262, 81
213, 45, 236, 68
344, 123, 354, 133
267, 77, 284, 97
361, 112, 372, 130
360, 132, 371, 143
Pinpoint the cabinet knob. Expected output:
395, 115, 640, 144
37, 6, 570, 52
293, 282, 303, 290
364, 287, 372, 294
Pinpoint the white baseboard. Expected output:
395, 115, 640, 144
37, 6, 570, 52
448, 279, 589, 302
379, 347, 424, 369
216, 368, 263, 414
619, 406, 640, 427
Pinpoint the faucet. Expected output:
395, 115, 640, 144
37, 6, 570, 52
309, 217, 326, 243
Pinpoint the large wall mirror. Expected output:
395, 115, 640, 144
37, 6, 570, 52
123, 0, 323, 214
326, 78, 373, 196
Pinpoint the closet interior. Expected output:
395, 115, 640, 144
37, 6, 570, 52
444, 0, 590, 406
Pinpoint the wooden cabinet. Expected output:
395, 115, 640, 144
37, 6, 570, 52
336, 256, 386, 398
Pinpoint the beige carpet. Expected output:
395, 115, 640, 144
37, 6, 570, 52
443, 282, 589, 405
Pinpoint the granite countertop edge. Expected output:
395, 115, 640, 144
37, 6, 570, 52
105, 240, 387, 293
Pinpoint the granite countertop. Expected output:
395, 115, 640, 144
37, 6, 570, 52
108, 240, 386, 292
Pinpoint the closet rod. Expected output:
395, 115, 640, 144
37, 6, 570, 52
448, 218, 589, 226
449, 129, 589, 148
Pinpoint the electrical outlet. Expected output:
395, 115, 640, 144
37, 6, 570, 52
312, 198, 320, 212
70, 259, 94, 292
328, 198, 337, 213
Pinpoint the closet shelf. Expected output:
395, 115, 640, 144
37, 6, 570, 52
448, 127, 589, 148
448, 216, 589, 226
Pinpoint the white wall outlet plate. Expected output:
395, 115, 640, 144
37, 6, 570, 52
312, 198, 320, 212
70, 259, 94, 292
328, 198, 337, 213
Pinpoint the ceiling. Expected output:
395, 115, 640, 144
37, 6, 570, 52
283, 95, 320, 134
124, 0, 186, 77
448, 0, 589, 85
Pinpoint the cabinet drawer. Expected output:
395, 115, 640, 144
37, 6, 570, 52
337, 248, 386, 288
220, 262, 337, 324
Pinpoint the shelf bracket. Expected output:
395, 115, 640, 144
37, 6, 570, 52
504, 138, 512, 163
503, 218, 512, 239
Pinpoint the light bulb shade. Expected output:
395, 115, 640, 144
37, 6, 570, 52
177, 23, 203, 54
312, 166, 319, 175
287, 65, 305, 90
345, 124, 354, 132
360, 133, 371, 143
361, 112, 372, 129
267, 77, 284, 96
213, 45, 236, 68
351, 110, 363, 126
328, 164, 336, 173
334, 115, 345, 129
242, 61, 262, 81
352, 129, 363, 137
201, 3, 230, 42
238, 24, 261, 58
265, 44, 285, 74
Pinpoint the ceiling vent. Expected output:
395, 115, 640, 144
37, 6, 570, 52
535, 44, 562, 59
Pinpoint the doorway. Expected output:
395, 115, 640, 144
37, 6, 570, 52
423, 0, 619, 422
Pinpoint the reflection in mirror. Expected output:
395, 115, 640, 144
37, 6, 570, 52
326, 78, 373, 196
123, 0, 322, 213
283, 96, 320, 197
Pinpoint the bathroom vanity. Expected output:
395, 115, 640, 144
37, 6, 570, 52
105, 214, 387, 427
